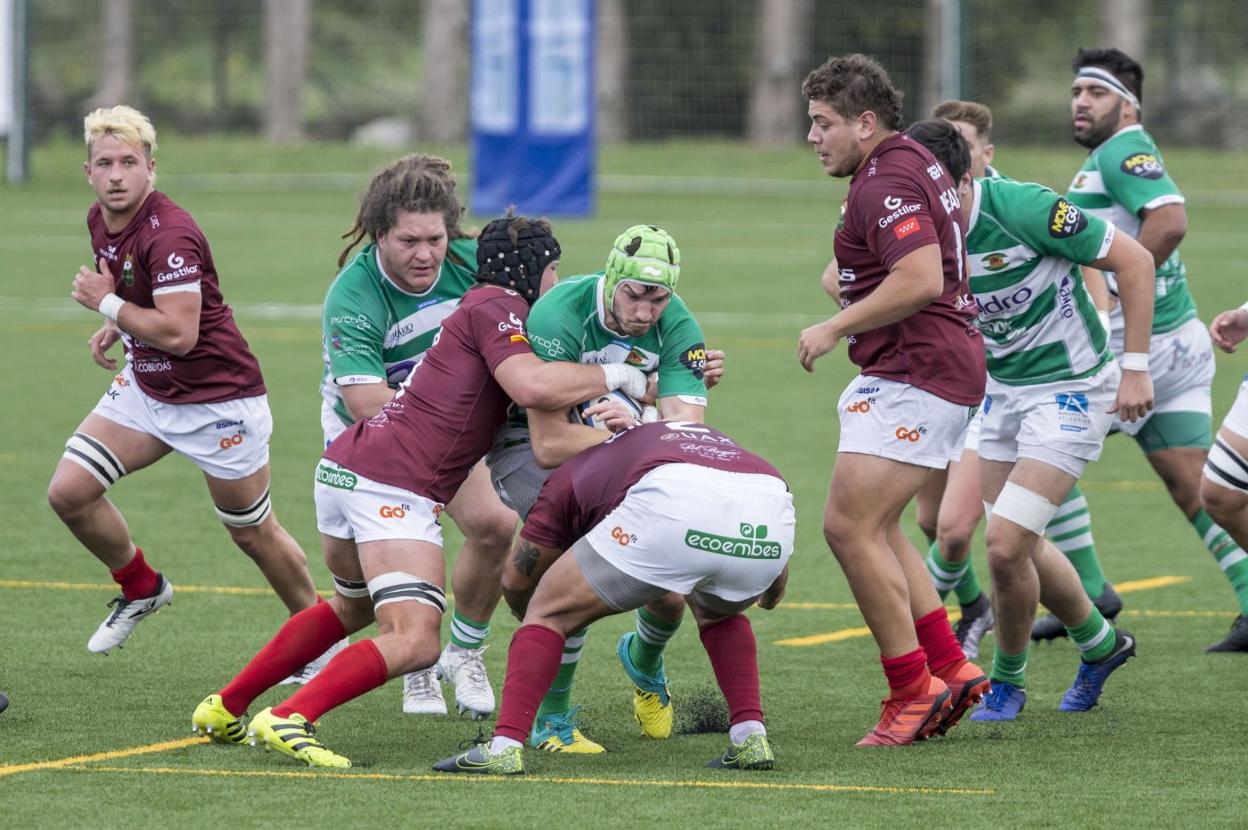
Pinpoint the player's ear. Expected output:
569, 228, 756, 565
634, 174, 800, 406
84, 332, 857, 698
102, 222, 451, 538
857, 110, 877, 140
984, 143, 995, 165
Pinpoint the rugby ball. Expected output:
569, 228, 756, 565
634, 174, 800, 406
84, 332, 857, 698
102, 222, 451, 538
570, 390, 645, 430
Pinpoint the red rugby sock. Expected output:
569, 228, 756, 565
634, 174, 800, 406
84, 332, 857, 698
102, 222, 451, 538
110, 547, 160, 601
700, 615, 764, 725
272, 639, 388, 722
881, 647, 930, 697
219, 601, 347, 716
915, 607, 966, 675
494, 624, 565, 744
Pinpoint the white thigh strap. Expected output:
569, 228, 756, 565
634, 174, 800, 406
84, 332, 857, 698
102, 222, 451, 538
64, 432, 127, 489
1205, 438, 1248, 494
991, 482, 1060, 536
332, 574, 370, 599
367, 572, 446, 614
215, 487, 272, 528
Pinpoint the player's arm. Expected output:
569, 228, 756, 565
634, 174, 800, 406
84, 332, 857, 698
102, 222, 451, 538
87, 319, 123, 370
657, 397, 704, 422
526, 405, 611, 469
1081, 267, 1111, 312
493, 351, 644, 413
798, 245, 943, 372
1210, 305, 1248, 354
1136, 203, 1187, 268
1089, 231, 1155, 422
340, 383, 395, 422
72, 258, 202, 356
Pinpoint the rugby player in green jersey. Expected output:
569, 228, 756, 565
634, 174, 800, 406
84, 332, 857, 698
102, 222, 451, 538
487, 225, 716, 752
317, 155, 519, 716
1064, 48, 1248, 651
907, 118, 1154, 719
915, 101, 1119, 659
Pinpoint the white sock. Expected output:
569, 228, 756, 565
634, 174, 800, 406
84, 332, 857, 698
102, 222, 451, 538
729, 719, 765, 745
490, 735, 522, 753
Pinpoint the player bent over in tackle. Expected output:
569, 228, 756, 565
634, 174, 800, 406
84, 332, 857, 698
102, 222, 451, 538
798, 55, 989, 747
485, 225, 718, 752
433, 421, 793, 775
191, 215, 648, 767
48, 106, 319, 654
907, 119, 1153, 721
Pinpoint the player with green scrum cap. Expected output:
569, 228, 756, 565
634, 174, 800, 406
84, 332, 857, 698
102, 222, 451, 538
485, 224, 717, 753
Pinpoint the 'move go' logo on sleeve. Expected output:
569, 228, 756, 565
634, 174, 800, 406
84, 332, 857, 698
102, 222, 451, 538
684, 523, 783, 559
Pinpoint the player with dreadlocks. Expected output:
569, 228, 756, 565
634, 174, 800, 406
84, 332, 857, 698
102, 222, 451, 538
190, 214, 649, 768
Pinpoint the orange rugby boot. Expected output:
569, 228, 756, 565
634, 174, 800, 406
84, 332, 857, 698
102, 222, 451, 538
855, 675, 952, 747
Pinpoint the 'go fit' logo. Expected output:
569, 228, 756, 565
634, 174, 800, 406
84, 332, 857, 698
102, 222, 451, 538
895, 426, 924, 442
847, 400, 872, 413
218, 433, 244, 450
611, 526, 637, 546
379, 504, 408, 519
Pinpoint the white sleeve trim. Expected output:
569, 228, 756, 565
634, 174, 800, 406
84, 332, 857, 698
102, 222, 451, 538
334, 374, 385, 387
1096, 223, 1115, 260
151, 280, 202, 296
1141, 194, 1185, 212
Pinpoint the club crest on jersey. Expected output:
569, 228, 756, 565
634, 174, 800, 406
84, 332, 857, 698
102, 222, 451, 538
836, 199, 847, 231
982, 252, 1009, 272
122, 255, 135, 285
1048, 199, 1087, 238
1121, 153, 1164, 179
626, 346, 648, 366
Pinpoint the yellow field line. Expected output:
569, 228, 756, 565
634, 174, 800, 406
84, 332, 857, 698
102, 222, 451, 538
776, 575, 1192, 648
65, 764, 995, 796
1121, 608, 1236, 619
0, 579, 333, 598
0, 737, 206, 778
1114, 575, 1191, 592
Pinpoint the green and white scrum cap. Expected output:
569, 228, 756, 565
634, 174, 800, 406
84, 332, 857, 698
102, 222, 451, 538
603, 224, 680, 303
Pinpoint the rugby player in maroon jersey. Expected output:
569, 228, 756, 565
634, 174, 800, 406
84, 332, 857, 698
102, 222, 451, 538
48, 106, 320, 655
796, 55, 989, 746
433, 421, 794, 774
190, 214, 649, 768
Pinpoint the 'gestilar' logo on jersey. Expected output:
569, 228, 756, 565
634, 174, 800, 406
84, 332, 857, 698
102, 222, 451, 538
884, 195, 902, 210
1048, 199, 1087, 239
1121, 152, 1164, 179
685, 523, 782, 559
155, 251, 200, 283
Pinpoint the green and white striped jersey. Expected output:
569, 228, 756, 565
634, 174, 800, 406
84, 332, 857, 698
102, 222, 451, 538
320, 239, 477, 439
1065, 124, 1195, 338
967, 177, 1115, 386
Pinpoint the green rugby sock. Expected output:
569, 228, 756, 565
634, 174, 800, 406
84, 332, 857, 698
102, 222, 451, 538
537, 627, 588, 716
1066, 607, 1115, 662
1045, 485, 1107, 597
1191, 509, 1248, 614
449, 610, 490, 650
926, 542, 983, 606
990, 645, 1029, 688
630, 607, 681, 676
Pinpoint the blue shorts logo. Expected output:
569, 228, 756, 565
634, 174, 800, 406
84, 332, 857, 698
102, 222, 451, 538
1056, 392, 1089, 414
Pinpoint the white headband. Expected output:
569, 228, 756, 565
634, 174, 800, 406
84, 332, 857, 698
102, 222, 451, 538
1075, 67, 1140, 109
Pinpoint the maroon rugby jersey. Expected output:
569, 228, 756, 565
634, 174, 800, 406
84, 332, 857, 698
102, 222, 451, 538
834, 133, 985, 406
87, 192, 265, 404
522, 421, 786, 551
324, 284, 534, 504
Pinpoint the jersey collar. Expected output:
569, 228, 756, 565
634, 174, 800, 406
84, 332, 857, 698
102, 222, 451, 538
967, 178, 984, 235
374, 247, 444, 298
1090, 123, 1144, 157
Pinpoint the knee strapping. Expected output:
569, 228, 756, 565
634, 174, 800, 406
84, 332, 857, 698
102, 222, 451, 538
991, 483, 1060, 536
367, 572, 446, 614
1205, 438, 1248, 494
332, 573, 370, 599
63, 432, 127, 489
215, 487, 272, 528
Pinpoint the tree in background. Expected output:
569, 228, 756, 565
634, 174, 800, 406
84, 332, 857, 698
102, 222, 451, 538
264, 0, 309, 142
746, 0, 812, 145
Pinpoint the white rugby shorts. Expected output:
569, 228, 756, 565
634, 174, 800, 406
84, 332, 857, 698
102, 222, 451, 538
1217, 379, 1248, 441
977, 361, 1120, 478
313, 460, 445, 545
837, 374, 976, 469
1113, 317, 1214, 436
91, 364, 271, 480
582, 464, 794, 603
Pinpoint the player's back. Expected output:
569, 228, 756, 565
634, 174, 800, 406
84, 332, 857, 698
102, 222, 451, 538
323, 284, 533, 504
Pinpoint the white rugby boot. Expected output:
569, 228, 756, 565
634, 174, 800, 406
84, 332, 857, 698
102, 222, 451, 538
402, 667, 448, 715
279, 637, 349, 686
88, 574, 174, 654
436, 642, 496, 720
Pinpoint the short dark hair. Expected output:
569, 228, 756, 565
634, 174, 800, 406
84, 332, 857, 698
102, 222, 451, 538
1073, 47, 1144, 102
802, 54, 904, 131
905, 119, 972, 183
932, 100, 993, 140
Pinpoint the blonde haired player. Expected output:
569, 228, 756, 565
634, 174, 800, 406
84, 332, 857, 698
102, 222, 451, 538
48, 106, 321, 655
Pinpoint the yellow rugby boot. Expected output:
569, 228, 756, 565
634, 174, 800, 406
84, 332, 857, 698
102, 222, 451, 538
191, 694, 247, 744
617, 632, 673, 739
247, 707, 351, 768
